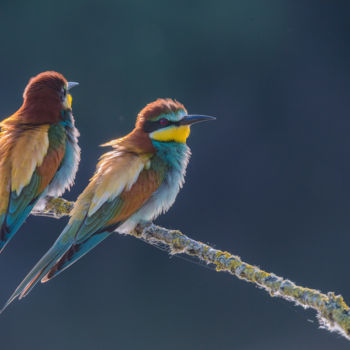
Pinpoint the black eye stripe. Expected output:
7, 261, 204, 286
59, 87, 67, 102
143, 119, 180, 133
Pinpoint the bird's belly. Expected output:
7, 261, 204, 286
117, 164, 186, 234
46, 126, 81, 198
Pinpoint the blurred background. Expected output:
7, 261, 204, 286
0, 0, 350, 348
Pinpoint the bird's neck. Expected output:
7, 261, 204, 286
152, 140, 191, 171
60, 109, 74, 127
17, 98, 62, 124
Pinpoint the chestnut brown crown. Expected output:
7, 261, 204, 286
23, 71, 67, 101
15, 71, 69, 124
135, 98, 187, 129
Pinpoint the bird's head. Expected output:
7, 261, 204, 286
23, 71, 79, 111
136, 98, 215, 144
20, 71, 79, 123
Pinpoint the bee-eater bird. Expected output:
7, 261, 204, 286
0, 71, 80, 253
2, 98, 215, 311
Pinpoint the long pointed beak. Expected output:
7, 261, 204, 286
179, 115, 216, 126
68, 81, 79, 90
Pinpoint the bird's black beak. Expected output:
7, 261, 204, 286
68, 82, 79, 90
179, 115, 216, 125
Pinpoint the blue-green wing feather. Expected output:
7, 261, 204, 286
0, 172, 42, 252
44, 197, 124, 279
1, 196, 125, 311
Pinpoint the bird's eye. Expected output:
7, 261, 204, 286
159, 118, 169, 126
60, 87, 66, 99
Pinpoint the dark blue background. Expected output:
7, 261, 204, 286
1, 0, 350, 348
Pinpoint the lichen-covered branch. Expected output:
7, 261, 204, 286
33, 196, 350, 341
32, 197, 74, 218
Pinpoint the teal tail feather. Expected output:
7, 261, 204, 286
1, 240, 70, 313
0, 176, 43, 253
0, 202, 37, 253
1, 229, 112, 313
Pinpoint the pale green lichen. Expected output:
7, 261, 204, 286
32, 197, 73, 218
33, 197, 350, 341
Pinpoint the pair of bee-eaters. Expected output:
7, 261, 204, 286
0, 71, 215, 311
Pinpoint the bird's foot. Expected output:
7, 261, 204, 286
134, 221, 152, 236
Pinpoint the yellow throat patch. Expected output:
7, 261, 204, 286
67, 94, 73, 109
150, 125, 190, 143
63, 94, 73, 110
